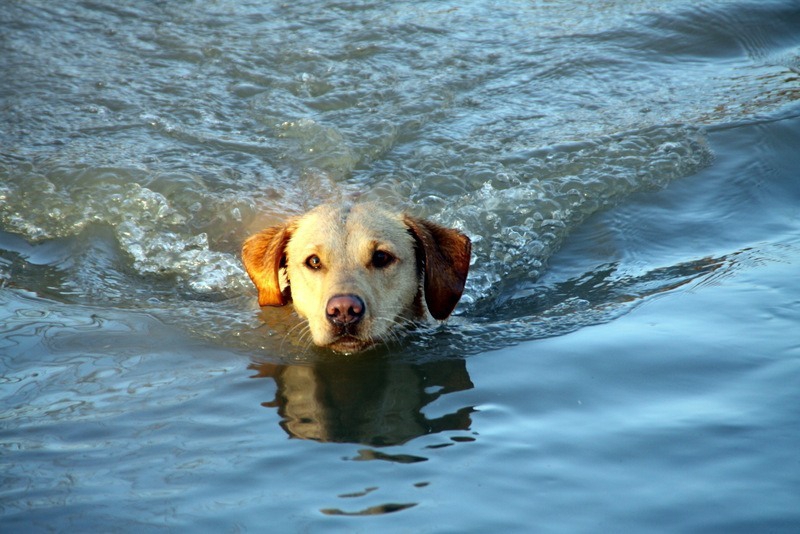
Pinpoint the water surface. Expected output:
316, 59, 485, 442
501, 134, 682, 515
2, 1, 799, 531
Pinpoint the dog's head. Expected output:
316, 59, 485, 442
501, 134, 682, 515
242, 203, 471, 353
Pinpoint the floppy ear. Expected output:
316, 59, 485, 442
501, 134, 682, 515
404, 216, 471, 320
242, 222, 295, 306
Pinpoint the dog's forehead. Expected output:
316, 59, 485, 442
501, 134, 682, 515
292, 203, 411, 251
345, 204, 411, 241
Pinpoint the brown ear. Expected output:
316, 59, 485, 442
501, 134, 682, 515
404, 216, 472, 320
241, 222, 295, 306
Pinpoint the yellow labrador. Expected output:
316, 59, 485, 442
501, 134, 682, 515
242, 203, 471, 353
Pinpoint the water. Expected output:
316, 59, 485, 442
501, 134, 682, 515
2, 0, 799, 531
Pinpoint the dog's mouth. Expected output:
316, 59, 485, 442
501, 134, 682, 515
328, 321, 365, 348
326, 323, 376, 353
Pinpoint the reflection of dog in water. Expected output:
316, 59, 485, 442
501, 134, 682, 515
242, 203, 471, 353
250, 357, 474, 446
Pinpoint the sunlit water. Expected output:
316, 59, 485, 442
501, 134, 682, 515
2, 1, 799, 531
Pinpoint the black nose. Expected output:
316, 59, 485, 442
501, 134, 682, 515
326, 295, 365, 326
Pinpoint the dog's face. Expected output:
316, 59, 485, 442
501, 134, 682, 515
284, 204, 420, 353
242, 203, 471, 353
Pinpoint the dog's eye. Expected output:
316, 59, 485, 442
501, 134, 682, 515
305, 254, 322, 270
371, 250, 395, 269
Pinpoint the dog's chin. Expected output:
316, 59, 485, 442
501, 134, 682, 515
324, 335, 375, 355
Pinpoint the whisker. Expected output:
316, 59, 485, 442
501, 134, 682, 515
286, 319, 310, 338
371, 314, 416, 349
279, 319, 308, 354
297, 326, 315, 357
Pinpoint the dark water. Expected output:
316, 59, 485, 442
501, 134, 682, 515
2, 1, 799, 531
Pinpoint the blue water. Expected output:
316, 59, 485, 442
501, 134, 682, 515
2, 1, 799, 531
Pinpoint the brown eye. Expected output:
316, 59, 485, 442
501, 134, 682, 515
371, 250, 395, 269
305, 254, 322, 270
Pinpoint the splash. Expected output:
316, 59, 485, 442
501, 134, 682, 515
0, 165, 250, 296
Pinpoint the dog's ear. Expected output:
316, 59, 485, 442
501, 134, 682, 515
242, 222, 295, 306
404, 216, 471, 320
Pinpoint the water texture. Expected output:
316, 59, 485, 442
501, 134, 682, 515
1, 1, 799, 531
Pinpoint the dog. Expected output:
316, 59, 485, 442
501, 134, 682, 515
242, 203, 471, 353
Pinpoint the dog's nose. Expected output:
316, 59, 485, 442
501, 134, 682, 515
326, 295, 365, 326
